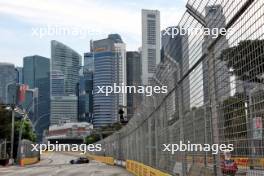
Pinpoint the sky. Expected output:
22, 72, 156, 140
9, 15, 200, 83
0, 0, 187, 67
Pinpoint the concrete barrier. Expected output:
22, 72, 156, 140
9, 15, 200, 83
87, 154, 114, 165
20, 157, 39, 166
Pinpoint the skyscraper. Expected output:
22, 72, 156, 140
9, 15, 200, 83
23, 55, 50, 140
78, 52, 94, 123
51, 40, 81, 125
162, 26, 190, 113
141, 9, 161, 85
51, 70, 65, 96
0, 63, 16, 104
51, 40, 81, 95
50, 95, 78, 125
202, 5, 231, 103
126, 51, 142, 119
15, 67, 23, 84
92, 34, 127, 128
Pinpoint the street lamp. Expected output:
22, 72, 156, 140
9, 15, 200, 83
5, 105, 24, 165
5, 95, 38, 164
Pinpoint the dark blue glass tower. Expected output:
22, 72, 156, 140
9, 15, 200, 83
23, 55, 50, 141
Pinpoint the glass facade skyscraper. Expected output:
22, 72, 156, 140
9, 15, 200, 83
162, 26, 190, 113
78, 52, 94, 123
15, 67, 23, 84
51, 70, 65, 96
51, 40, 81, 95
50, 95, 78, 125
126, 51, 142, 119
92, 34, 127, 128
23, 55, 50, 141
0, 63, 16, 104
51, 40, 81, 125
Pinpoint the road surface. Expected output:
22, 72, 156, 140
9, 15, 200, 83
0, 152, 133, 176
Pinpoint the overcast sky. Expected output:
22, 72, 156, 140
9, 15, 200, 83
0, 0, 186, 66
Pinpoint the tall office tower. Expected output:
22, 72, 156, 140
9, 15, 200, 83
7, 83, 19, 105
0, 63, 16, 104
51, 70, 65, 96
78, 52, 94, 123
51, 40, 81, 125
50, 95, 78, 125
23, 55, 50, 141
7, 83, 20, 105
162, 26, 190, 113
202, 5, 230, 103
51, 40, 81, 95
84, 51, 94, 73
15, 67, 23, 84
126, 51, 142, 119
141, 9, 161, 85
92, 34, 127, 128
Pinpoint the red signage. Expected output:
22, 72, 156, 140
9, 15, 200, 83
18, 84, 28, 103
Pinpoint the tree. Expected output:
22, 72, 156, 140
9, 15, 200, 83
0, 105, 11, 140
15, 119, 37, 142
0, 104, 36, 142
220, 40, 264, 83
85, 134, 101, 144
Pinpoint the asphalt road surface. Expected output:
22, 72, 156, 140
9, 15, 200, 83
0, 152, 133, 176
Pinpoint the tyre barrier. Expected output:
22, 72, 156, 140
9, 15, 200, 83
126, 160, 171, 176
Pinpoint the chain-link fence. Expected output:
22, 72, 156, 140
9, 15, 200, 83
94, 0, 264, 175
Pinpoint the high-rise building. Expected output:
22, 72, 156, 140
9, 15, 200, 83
92, 34, 126, 127
141, 9, 161, 85
50, 95, 78, 125
84, 51, 94, 73
15, 67, 23, 84
51, 70, 65, 96
51, 40, 81, 95
0, 63, 16, 104
51, 40, 81, 125
162, 26, 190, 113
126, 51, 142, 119
78, 52, 94, 123
202, 5, 231, 103
23, 55, 50, 141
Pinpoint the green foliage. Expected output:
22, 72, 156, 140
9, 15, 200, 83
101, 122, 123, 131
85, 134, 100, 144
221, 40, 264, 83
0, 105, 36, 142
15, 119, 37, 142
0, 105, 11, 140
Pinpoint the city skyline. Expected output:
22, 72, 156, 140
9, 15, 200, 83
0, 0, 186, 67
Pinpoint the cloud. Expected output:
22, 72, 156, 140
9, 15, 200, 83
0, 0, 185, 35
0, 0, 186, 66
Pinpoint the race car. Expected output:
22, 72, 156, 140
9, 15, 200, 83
70, 157, 89, 164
